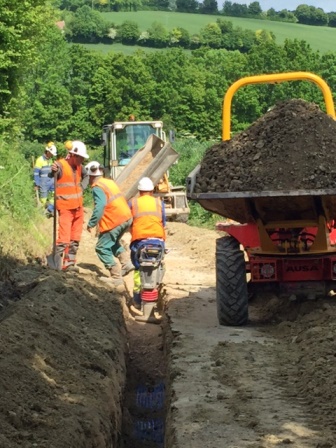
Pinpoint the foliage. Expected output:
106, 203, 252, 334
147, 21, 170, 47
188, 203, 221, 229
168, 138, 211, 186
200, 23, 222, 48
67, 5, 113, 42
0, 0, 57, 135
0, 142, 51, 261
99, 11, 336, 53
295, 5, 329, 26
21, 25, 73, 142
176, 0, 198, 13
119, 20, 140, 44
168, 138, 221, 228
0, 143, 36, 223
199, 0, 218, 15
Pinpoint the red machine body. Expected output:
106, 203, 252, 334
216, 221, 336, 296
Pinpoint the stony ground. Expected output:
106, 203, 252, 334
195, 99, 336, 192
2, 217, 336, 447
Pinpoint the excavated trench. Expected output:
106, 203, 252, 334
119, 310, 173, 448
0, 267, 176, 448
0, 221, 217, 447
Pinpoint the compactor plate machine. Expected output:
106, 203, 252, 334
187, 72, 336, 326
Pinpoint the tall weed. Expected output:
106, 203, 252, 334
0, 140, 50, 264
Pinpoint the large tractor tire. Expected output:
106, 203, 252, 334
216, 236, 248, 326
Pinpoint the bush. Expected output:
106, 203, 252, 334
0, 139, 50, 262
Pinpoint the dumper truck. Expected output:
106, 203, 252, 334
102, 119, 189, 222
187, 72, 336, 326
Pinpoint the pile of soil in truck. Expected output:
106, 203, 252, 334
195, 99, 336, 193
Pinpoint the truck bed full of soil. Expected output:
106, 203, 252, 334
195, 99, 336, 193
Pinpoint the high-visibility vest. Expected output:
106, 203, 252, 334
33, 155, 53, 187
92, 178, 132, 233
56, 159, 83, 210
130, 195, 165, 242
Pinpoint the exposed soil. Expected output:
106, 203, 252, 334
195, 99, 336, 192
2, 216, 336, 447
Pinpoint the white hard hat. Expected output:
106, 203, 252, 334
85, 161, 103, 176
69, 140, 89, 159
45, 143, 57, 157
138, 177, 154, 191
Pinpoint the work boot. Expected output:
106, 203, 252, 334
118, 251, 135, 277
63, 265, 80, 273
99, 264, 124, 287
132, 292, 142, 310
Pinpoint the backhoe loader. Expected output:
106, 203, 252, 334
102, 119, 189, 222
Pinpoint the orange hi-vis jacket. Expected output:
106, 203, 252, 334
56, 159, 83, 210
130, 195, 165, 243
92, 178, 132, 233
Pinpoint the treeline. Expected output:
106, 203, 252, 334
65, 6, 269, 51
3, 0, 336, 153
54, 0, 336, 27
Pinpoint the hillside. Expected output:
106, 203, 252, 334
101, 11, 336, 53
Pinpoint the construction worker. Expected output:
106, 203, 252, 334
33, 142, 57, 209
86, 161, 134, 286
129, 177, 166, 308
50, 140, 89, 272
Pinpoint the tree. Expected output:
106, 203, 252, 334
255, 29, 274, 44
266, 8, 277, 18
295, 5, 328, 26
176, 0, 198, 13
200, 23, 222, 48
68, 5, 110, 42
222, 1, 248, 16
119, 20, 140, 44
277, 9, 297, 23
248, 1, 262, 17
199, 0, 218, 15
0, 0, 56, 135
169, 27, 190, 47
328, 12, 336, 27
147, 22, 169, 47
216, 18, 233, 34
21, 25, 73, 141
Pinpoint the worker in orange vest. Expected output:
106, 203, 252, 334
86, 161, 134, 287
129, 177, 166, 308
50, 141, 89, 272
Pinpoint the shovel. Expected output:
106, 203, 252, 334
47, 174, 62, 270
35, 189, 42, 207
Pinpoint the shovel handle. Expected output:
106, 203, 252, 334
52, 174, 57, 254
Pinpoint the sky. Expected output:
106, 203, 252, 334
220, 1, 336, 12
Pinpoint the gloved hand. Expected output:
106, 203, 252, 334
51, 162, 59, 173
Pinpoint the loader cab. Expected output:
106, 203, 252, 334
102, 121, 166, 179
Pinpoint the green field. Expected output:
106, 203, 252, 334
101, 11, 336, 53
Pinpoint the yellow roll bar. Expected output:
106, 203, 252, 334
222, 72, 336, 141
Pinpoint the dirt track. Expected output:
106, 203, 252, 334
1, 215, 336, 447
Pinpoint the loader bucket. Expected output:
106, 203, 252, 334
115, 134, 179, 200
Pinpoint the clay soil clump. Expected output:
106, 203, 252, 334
195, 99, 336, 192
